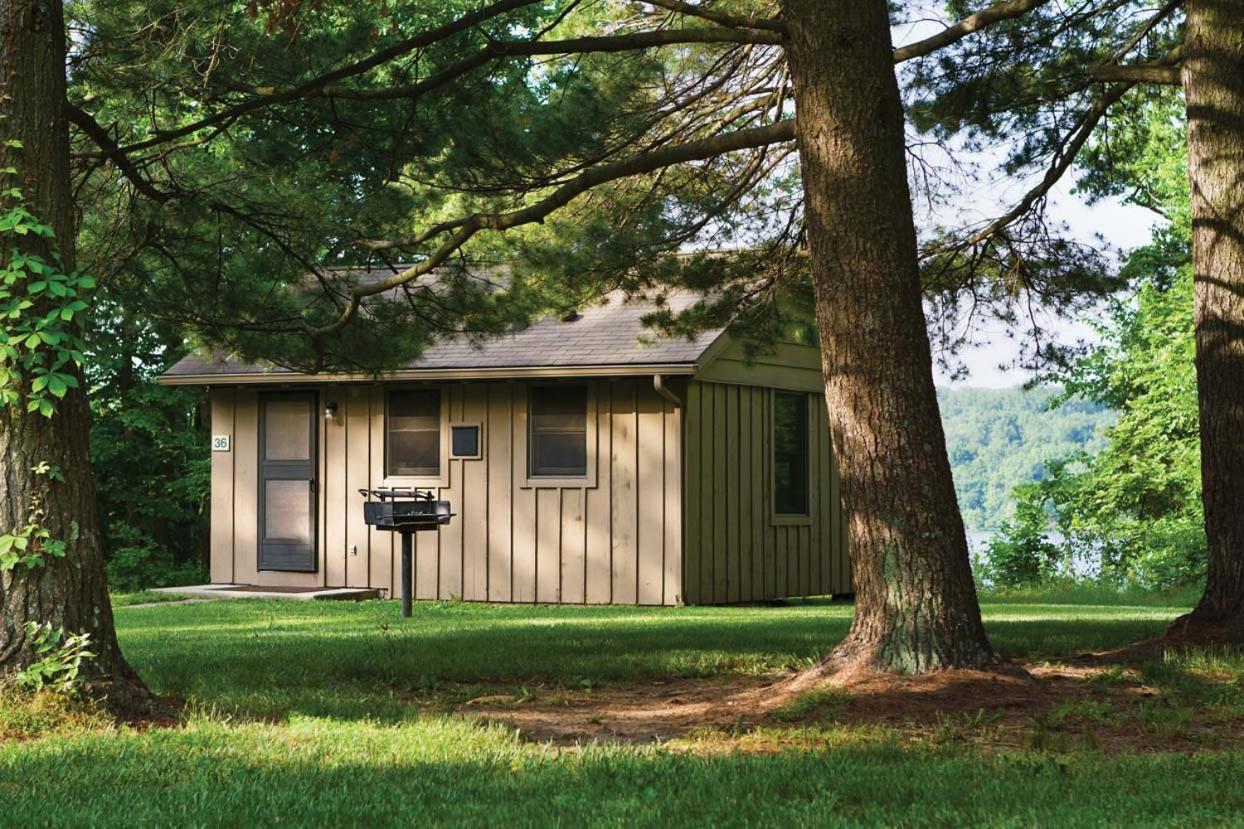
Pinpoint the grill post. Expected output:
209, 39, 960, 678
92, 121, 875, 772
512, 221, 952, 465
358, 487, 452, 619
400, 531, 413, 619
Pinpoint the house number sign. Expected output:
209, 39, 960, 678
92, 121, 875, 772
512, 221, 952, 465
212, 434, 231, 452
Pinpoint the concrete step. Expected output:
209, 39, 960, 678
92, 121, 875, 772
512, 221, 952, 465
151, 584, 383, 602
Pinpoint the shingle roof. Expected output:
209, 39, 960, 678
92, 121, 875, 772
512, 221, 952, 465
160, 289, 724, 382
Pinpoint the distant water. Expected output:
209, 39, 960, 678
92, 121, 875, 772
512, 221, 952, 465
966, 528, 1097, 578
966, 530, 995, 553
967, 529, 1070, 551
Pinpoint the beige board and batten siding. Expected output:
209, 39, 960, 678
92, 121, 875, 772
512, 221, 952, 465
681, 337, 850, 603
209, 379, 684, 604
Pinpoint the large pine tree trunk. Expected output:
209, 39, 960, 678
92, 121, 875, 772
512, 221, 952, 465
1171, 0, 1244, 645
0, 0, 144, 705
782, 0, 998, 673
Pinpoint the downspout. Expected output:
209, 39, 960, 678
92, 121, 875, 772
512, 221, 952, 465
653, 374, 681, 408
654, 372, 685, 605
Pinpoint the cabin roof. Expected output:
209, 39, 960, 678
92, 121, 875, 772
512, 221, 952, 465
158, 287, 726, 385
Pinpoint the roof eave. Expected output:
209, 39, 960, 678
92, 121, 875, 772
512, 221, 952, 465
156, 362, 699, 386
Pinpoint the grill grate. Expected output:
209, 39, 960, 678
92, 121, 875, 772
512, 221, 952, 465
358, 487, 453, 531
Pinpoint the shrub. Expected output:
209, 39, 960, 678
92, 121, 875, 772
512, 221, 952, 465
104, 523, 207, 592
975, 488, 1064, 588
14, 622, 96, 695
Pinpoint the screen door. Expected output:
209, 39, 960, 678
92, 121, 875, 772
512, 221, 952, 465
258, 392, 317, 572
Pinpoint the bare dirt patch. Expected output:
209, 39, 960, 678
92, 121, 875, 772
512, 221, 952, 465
460, 678, 770, 744
457, 663, 1243, 754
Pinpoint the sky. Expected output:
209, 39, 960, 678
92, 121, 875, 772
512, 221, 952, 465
929, 180, 1158, 389
890, 10, 1165, 389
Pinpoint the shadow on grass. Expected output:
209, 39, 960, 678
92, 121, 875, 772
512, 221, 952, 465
112, 597, 1186, 725
3, 722, 1242, 826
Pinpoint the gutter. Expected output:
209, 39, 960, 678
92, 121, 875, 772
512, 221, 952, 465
156, 362, 698, 387
652, 374, 682, 408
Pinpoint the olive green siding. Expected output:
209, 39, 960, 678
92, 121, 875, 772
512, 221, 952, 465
694, 340, 825, 393
682, 379, 849, 604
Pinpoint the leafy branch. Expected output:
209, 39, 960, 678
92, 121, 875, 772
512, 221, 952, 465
13, 622, 96, 695
0, 490, 68, 572
0, 141, 93, 419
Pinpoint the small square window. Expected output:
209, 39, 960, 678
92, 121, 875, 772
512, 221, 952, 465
451, 424, 481, 458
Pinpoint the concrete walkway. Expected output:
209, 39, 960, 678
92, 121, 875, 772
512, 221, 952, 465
150, 584, 383, 602
120, 597, 219, 610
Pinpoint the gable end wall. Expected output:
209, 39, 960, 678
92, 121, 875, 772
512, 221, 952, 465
681, 376, 850, 604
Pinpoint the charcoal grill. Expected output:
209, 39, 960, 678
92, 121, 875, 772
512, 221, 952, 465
359, 487, 454, 617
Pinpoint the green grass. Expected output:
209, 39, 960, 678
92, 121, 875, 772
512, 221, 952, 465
772, 685, 852, 723
110, 590, 191, 607
2, 593, 1240, 827
979, 582, 1204, 608
5, 720, 1242, 827
99, 595, 1188, 722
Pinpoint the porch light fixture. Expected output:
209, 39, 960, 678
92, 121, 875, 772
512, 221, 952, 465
324, 401, 339, 421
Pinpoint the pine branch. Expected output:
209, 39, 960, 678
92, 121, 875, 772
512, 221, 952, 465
100, 0, 546, 159
1088, 62, 1181, 84
1089, 44, 1185, 86
932, 81, 1136, 256
311, 119, 797, 337
893, 0, 1053, 63
65, 103, 170, 204
240, 28, 781, 102
643, 0, 785, 32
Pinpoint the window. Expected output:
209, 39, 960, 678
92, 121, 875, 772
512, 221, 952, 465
529, 385, 588, 477
773, 392, 809, 515
451, 424, 481, 458
386, 389, 441, 477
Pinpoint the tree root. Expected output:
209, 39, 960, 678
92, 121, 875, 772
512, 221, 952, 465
1162, 610, 1244, 650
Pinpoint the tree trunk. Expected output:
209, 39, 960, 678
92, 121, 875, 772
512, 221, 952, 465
0, 0, 145, 706
1171, 0, 1244, 646
782, 0, 998, 673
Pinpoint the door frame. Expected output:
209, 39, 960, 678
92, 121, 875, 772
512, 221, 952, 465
257, 391, 319, 572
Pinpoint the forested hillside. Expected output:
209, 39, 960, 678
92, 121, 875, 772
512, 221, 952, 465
938, 387, 1113, 530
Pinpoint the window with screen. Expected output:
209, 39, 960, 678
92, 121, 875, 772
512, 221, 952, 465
386, 389, 441, 477
773, 392, 809, 515
529, 385, 588, 477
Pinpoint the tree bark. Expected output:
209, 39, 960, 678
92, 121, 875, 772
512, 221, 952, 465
1170, 0, 1244, 646
0, 0, 144, 705
782, 0, 999, 673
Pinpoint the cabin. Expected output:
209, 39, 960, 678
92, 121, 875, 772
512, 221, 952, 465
158, 291, 850, 605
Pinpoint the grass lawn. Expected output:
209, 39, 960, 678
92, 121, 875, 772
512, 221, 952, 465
1, 591, 1241, 827
109, 590, 192, 608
